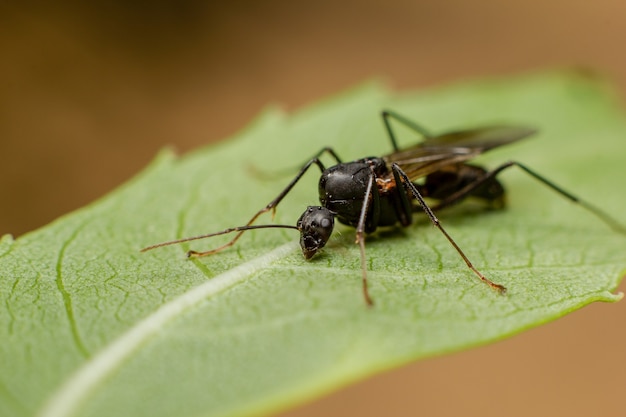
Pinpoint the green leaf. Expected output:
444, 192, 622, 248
1, 71, 625, 417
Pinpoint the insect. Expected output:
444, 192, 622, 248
142, 110, 625, 306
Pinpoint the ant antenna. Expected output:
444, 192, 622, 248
140, 224, 300, 253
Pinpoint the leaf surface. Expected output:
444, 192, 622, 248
1, 72, 625, 417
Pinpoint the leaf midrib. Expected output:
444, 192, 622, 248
36, 241, 299, 417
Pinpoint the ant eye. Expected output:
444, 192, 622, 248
297, 206, 335, 260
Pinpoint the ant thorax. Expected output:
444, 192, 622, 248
317, 157, 400, 230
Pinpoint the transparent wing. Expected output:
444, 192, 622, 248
383, 125, 537, 179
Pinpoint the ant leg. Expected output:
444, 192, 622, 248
314, 146, 343, 164
391, 163, 507, 294
429, 161, 626, 234
382, 110, 433, 151
250, 146, 343, 180
354, 165, 379, 306
188, 150, 336, 257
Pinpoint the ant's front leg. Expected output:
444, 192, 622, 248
187, 147, 342, 257
353, 164, 378, 307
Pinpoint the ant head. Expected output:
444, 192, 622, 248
297, 206, 335, 260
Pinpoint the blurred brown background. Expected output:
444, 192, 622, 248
2, 1, 625, 416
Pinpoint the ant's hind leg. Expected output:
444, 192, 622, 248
422, 165, 507, 212
429, 161, 626, 234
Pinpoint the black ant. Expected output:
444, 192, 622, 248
142, 110, 625, 306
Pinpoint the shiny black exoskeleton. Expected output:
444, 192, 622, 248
320, 158, 401, 230
297, 206, 334, 260
297, 156, 509, 263
142, 110, 626, 306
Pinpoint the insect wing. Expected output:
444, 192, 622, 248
384, 125, 537, 180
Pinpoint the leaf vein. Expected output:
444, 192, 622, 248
37, 241, 298, 417
55, 220, 91, 359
